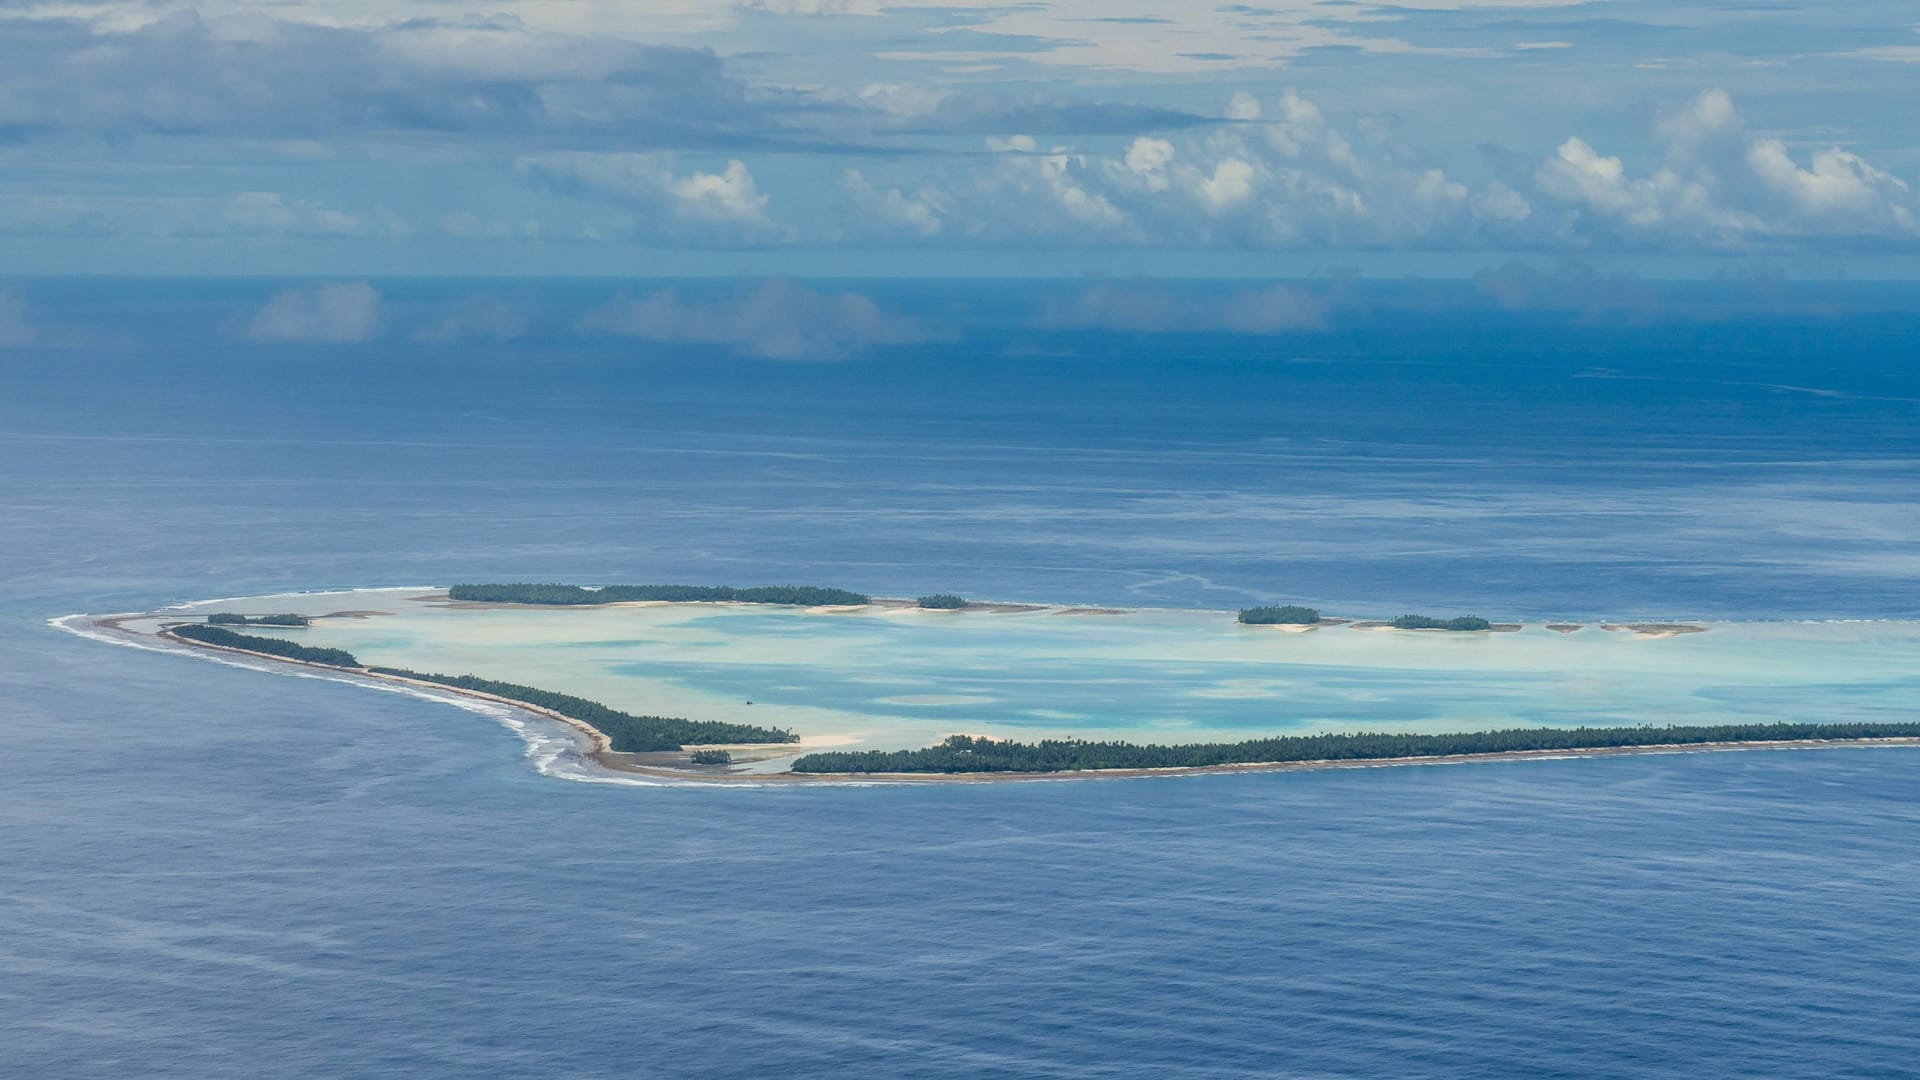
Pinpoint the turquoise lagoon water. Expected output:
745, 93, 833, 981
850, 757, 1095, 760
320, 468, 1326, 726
150, 590, 1920, 758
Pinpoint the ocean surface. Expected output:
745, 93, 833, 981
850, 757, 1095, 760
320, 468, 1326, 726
4, 278, 1920, 1077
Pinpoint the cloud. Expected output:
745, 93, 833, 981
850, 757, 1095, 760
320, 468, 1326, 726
0, 287, 116, 349
1044, 282, 1327, 333
840, 170, 943, 236
1534, 89, 1917, 248
515, 152, 779, 237
838, 89, 1529, 250
579, 280, 922, 360
242, 282, 382, 343
412, 291, 535, 343
0, 288, 38, 347
222, 192, 367, 237
0, 11, 763, 145
0, 9, 1210, 152
1471, 259, 1663, 316
665, 160, 770, 225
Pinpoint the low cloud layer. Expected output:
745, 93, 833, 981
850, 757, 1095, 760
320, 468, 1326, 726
515, 153, 780, 242
580, 280, 923, 360
1045, 282, 1327, 333
242, 282, 382, 343
0, 289, 37, 347
826, 89, 1918, 256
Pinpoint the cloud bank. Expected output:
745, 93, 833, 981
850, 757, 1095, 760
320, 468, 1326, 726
1045, 282, 1327, 333
242, 282, 382, 343
579, 280, 923, 360
3, 3, 1917, 269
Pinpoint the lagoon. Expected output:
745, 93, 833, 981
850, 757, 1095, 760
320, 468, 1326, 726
114, 589, 1920, 774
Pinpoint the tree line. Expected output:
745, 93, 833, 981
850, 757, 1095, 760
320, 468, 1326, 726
1238, 605, 1321, 625
448, 583, 871, 607
1391, 614, 1493, 631
206, 613, 310, 627
169, 624, 358, 667
367, 667, 798, 752
788, 722, 1920, 774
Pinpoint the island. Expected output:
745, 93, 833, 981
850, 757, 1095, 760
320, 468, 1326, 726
67, 584, 1912, 787
1389, 614, 1493, 631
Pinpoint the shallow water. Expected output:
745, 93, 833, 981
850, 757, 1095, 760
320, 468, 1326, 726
5, 281, 1920, 1077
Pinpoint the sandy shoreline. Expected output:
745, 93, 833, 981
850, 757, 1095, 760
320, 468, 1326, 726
91, 613, 1918, 787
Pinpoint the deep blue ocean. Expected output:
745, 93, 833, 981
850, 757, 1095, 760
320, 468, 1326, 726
4, 278, 1919, 1077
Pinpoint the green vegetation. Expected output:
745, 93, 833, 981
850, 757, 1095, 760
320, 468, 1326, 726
206, 613, 310, 627
169, 624, 358, 667
365, 667, 798, 752
789, 722, 1920, 775
1391, 614, 1493, 631
916, 594, 968, 609
1239, 605, 1321, 625
448, 583, 871, 607
689, 749, 734, 766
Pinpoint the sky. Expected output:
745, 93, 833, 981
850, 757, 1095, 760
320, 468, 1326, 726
2, 1, 1919, 277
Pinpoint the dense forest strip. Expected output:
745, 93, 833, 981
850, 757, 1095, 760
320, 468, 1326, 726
1239, 605, 1321, 625
1391, 614, 1493, 631
365, 668, 798, 752
789, 724, 1920, 774
168, 624, 359, 667
447, 584, 871, 606
206, 613, 310, 627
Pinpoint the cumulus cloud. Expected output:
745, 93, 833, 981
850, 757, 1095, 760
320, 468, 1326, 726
833, 89, 1526, 250
1045, 282, 1327, 334
840, 170, 943, 236
242, 282, 382, 343
578, 280, 923, 360
833, 87, 1913, 255
1535, 89, 1917, 247
515, 152, 778, 236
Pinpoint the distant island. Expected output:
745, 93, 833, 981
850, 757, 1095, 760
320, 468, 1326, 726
916, 594, 968, 609
447, 583, 871, 606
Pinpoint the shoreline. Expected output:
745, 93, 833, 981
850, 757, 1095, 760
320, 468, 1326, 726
86, 613, 1920, 787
